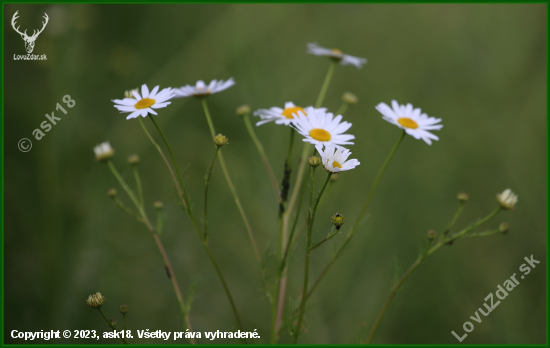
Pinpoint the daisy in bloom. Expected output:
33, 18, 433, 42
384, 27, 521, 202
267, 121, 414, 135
173, 78, 235, 98
496, 188, 518, 210
307, 42, 367, 69
253, 101, 311, 126
376, 100, 443, 145
112, 84, 174, 120
315, 143, 360, 173
292, 107, 355, 146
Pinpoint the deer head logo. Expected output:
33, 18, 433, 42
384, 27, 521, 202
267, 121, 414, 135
11, 10, 49, 54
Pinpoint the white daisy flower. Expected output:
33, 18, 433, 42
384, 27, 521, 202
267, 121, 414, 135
315, 143, 360, 173
173, 78, 235, 98
253, 101, 309, 126
94, 141, 114, 162
497, 189, 518, 210
292, 107, 354, 146
376, 100, 443, 145
112, 84, 174, 120
307, 42, 367, 69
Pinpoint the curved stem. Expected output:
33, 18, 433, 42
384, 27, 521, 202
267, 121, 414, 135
98, 307, 128, 344
242, 113, 280, 201
335, 102, 349, 116
365, 207, 502, 344
293, 172, 331, 343
201, 99, 262, 268
149, 116, 184, 190
204, 147, 220, 220
307, 131, 406, 298
133, 165, 144, 207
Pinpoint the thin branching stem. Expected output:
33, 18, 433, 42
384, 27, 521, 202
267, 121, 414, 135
204, 146, 220, 220
365, 207, 502, 344
98, 307, 128, 344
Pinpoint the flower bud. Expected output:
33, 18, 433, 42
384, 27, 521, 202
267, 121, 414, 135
214, 134, 228, 147
109, 319, 117, 327
86, 292, 105, 308
120, 304, 128, 314
342, 92, 358, 105
94, 142, 114, 162
499, 223, 509, 234
153, 201, 164, 209
331, 213, 346, 230
330, 173, 339, 181
496, 189, 518, 210
127, 154, 140, 165
124, 89, 138, 99
308, 156, 321, 168
236, 105, 251, 117
457, 192, 469, 202
427, 230, 437, 240
107, 188, 117, 198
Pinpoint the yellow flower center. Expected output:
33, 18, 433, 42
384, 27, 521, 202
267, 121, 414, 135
397, 117, 419, 129
331, 48, 343, 55
281, 106, 305, 119
134, 98, 155, 109
332, 160, 342, 169
309, 128, 331, 142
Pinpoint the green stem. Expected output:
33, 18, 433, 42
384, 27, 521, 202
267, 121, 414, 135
98, 308, 127, 344
204, 147, 220, 220
107, 160, 196, 344
442, 201, 465, 238
335, 102, 349, 116
315, 60, 337, 108
309, 227, 339, 251
123, 313, 126, 331
132, 165, 144, 207
141, 118, 245, 335
242, 113, 280, 201
149, 116, 184, 190
201, 99, 262, 268
365, 207, 502, 344
307, 130, 406, 299
293, 172, 331, 343
111, 196, 143, 222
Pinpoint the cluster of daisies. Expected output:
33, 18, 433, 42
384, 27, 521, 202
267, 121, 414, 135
111, 43, 443, 172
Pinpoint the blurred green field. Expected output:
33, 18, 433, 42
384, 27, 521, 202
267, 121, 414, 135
4, 3, 546, 344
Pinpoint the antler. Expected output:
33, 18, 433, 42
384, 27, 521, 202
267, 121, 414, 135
11, 10, 27, 37
31, 13, 49, 39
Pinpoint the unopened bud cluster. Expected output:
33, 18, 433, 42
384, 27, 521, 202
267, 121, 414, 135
457, 192, 469, 202
342, 92, 358, 105
120, 304, 129, 314
127, 154, 140, 165
86, 292, 105, 308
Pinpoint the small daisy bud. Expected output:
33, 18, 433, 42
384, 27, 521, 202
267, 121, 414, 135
499, 223, 509, 234
330, 173, 339, 181
120, 304, 128, 314
236, 104, 251, 117
342, 92, 358, 105
331, 213, 346, 230
94, 142, 114, 162
427, 230, 437, 240
124, 89, 138, 99
153, 201, 163, 209
457, 192, 469, 202
109, 319, 117, 326
308, 156, 321, 168
86, 292, 105, 308
214, 134, 228, 147
107, 188, 117, 198
496, 189, 518, 210
127, 154, 140, 165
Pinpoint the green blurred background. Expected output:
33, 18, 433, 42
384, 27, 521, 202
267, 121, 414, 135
4, 3, 546, 344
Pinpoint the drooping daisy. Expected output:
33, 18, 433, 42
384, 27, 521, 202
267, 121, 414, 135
315, 143, 360, 173
307, 42, 367, 69
173, 78, 235, 98
253, 102, 310, 126
112, 84, 174, 120
496, 189, 518, 210
376, 100, 443, 145
292, 108, 355, 146
94, 141, 114, 162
